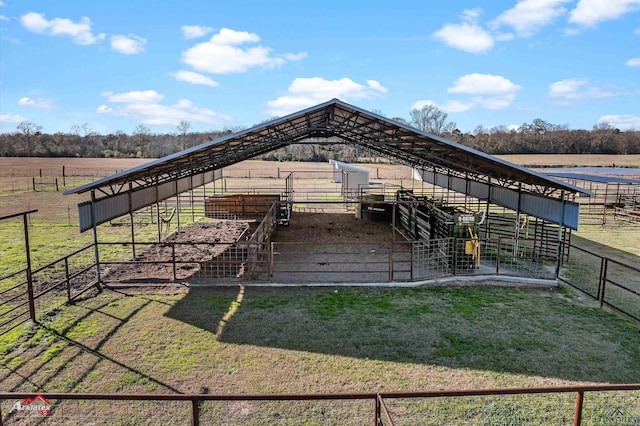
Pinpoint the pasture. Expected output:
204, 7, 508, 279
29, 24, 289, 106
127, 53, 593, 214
0, 156, 639, 424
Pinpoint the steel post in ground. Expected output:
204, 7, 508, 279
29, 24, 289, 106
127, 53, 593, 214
574, 391, 584, 426
191, 399, 200, 426
23, 213, 36, 322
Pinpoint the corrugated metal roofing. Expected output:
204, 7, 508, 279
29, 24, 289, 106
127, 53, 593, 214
541, 172, 640, 185
65, 98, 589, 197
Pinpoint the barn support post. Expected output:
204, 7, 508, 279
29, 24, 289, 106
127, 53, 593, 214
555, 190, 566, 278
90, 190, 102, 286
175, 180, 181, 233
485, 179, 492, 237
190, 176, 195, 223
156, 184, 161, 242
602, 184, 609, 225
128, 183, 136, 259
514, 184, 522, 256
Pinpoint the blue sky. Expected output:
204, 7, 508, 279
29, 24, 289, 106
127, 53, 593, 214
1, 0, 639, 135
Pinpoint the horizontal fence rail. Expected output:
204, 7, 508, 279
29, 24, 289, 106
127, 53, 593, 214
1, 384, 639, 425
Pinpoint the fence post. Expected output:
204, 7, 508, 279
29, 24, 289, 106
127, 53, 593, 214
65, 257, 71, 301
597, 257, 605, 301
496, 239, 501, 275
574, 391, 584, 426
191, 399, 200, 426
23, 213, 36, 322
452, 238, 457, 275
374, 395, 380, 426
600, 259, 608, 309
388, 242, 394, 281
32, 177, 36, 192
172, 243, 177, 281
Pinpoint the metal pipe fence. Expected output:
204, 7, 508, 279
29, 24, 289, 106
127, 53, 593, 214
559, 243, 640, 322
0, 244, 98, 335
1, 384, 638, 425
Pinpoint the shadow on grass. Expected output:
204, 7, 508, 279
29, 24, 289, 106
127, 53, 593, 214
166, 284, 640, 384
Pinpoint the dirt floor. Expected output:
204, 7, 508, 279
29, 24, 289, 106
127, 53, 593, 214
102, 220, 253, 285
100, 212, 399, 286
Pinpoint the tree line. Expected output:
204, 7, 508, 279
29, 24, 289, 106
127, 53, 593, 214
1, 108, 638, 160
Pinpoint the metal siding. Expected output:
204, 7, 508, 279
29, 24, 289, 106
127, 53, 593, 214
131, 186, 156, 211
78, 203, 92, 232
411, 168, 579, 229
79, 167, 226, 232
491, 187, 519, 211
564, 202, 580, 230
521, 194, 560, 224
192, 174, 203, 187
450, 175, 467, 193
519, 194, 580, 230
157, 181, 175, 200
435, 173, 449, 188
469, 181, 489, 199
177, 177, 191, 193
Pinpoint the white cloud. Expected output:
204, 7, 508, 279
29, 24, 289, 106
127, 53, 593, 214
569, 0, 640, 27
266, 77, 388, 116
635, 27, 640, 34
171, 70, 219, 87
598, 114, 640, 130
20, 12, 104, 45
101, 90, 164, 103
626, 58, 640, 66
97, 90, 231, 127
448, 73, 521, 95
0, 113, 29, 124
490, 0, 571, 37
0, 15, 8, 22
18, 97, 50, 109
412, 99, 473, 113
549, 78, 613, 102
282, 52, 308, 61
413, 74, 521, 113
433, 8, 495, 53
181, 28, 306, 74
181, 25, 214, 39
110, 34, 146, 55
433, 23, 494, 53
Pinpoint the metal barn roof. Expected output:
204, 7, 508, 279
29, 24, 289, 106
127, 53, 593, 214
541, 172, 640, 185
65, 99, 587, 197
65, 99, 589, 231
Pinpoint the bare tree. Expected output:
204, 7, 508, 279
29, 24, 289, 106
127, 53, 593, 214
71, 123, 95, 138
409, 104, 457, 136
17, 121, 43, 156
133, 124, 151, 158
176, 120, 191, 151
